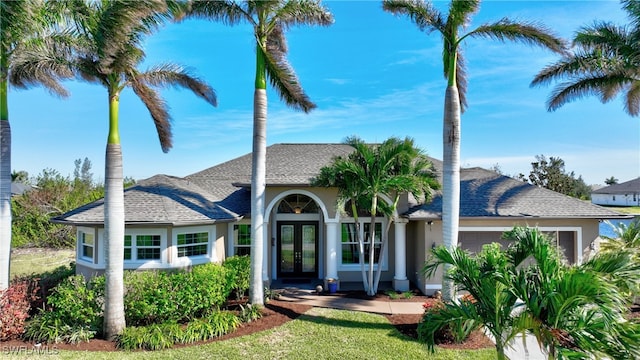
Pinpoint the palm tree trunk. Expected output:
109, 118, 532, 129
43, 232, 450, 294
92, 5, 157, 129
0, 50, 11, 289
250, 47, 267, 306
103, 96, 126, 339
0, 81, 11, 289
367, 196, 378, 296
372, 217, 393, 294
441, 84, 461, 303
352, 202, 369, 293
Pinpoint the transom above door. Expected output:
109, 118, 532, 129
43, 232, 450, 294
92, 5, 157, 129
277, 221, 318, 278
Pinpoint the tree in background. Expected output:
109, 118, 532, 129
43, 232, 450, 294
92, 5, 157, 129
63, 0, 217, 339
314, 137, 439, 295
0, 0, 75, 289
520, 154, 591, 199
383, 0, 567, 302
183, 0, 333, 306
532, 0, 640, 117
605, 176, 619, 185
12, 160, 104, 249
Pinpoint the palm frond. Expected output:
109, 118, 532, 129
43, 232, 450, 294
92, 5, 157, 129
276, 0, 334, 29
140, 63, 217, 106
130, 78, 172, 153
447, 0, 480, 30
469, 19, 567, 55
262, 41, 315, 112
382, 0, 445, 34
184, 0, 251, 26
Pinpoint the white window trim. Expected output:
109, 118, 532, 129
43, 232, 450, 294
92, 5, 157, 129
228, 221, 252, 257
117, 228, 167, 269
338, 218, 389, 272
172, 225, 216, 267
459, 226, 583, 264
77, 227, 96, 264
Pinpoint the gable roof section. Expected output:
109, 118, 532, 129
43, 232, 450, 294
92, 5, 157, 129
406, 167, 630, 220
591, 177, 640, 195
52, 175, 240, 226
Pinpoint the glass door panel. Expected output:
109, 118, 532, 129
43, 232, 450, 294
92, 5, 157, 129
280, 225, 294, 273
302, 225, 316, 272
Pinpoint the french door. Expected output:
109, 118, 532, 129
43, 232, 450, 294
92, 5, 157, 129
277, 221, 318, 278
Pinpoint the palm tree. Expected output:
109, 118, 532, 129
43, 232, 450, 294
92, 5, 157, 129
422, 226, 640, 360
532, 0, 640, 116
0, 0, 75, 289
505, 226, 640, 360
422, 243, 522, 360
183, 0, 333, 305
65, 0, 217, 339
314, 136, 439, 295
383, 0, 567, 302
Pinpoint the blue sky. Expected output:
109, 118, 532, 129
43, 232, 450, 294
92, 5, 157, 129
10, 0, 640, 186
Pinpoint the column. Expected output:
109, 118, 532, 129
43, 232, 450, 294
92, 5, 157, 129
262, 220, 269, 286
393, 218, 409, 292
325, 220, 339, 289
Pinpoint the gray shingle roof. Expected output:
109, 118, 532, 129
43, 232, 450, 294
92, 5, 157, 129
52, 174, 240, 226
406, 167, 630, 220
591, 177, 640, 195
53, 143, 628, 225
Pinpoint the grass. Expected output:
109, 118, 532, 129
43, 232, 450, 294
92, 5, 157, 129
10, 248, 75, 278
606, 206, 640, 215
44, 308, 495, 360
7, 249, 496, 359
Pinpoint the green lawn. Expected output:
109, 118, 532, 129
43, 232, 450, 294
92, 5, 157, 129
17, 307, 492, 360
6, 249, 496, 359
9, 248, 75, 278
605, 206, 640, 215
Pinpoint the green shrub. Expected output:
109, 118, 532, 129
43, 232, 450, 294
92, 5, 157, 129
124, 263, 232, 326
116, 311, 240, 350
238, 304, 263, 323
223, 255, 251, 299
12, 262, 76, 314
385, 290, 400, 300
116, 323, 179, 351
185, 311, 240, 341
417, 299, 474, 345
23, 275, 103, 343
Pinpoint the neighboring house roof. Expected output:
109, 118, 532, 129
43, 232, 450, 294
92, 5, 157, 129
53, 174, 240, 226
53, 143, 629, 225
11, 182, 32, 196
591, 177, 640, 195
406, 167, 630, 220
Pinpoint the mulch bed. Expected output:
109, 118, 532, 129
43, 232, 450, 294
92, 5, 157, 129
1, 292, 494, 352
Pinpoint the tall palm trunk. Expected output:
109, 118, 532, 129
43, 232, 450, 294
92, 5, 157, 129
367, 196, 379, 296
441, 84, 461, 303
103, 94, 126, 339
0, 73, 10, 289
249, 47, 267, 306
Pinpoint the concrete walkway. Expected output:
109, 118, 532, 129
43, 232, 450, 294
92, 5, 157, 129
276, 287, 425, 315
276, 287, 548, 359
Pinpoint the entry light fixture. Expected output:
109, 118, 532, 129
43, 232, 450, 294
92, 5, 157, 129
293, 206, 302, 214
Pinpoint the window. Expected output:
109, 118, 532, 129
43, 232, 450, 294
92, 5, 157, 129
80, 231, 94, 260
177, 232, 208, 257
124, 235, 132, 260
124, 234, 161, 261
233, 224, 251, 256
341, 222, 382, 265
136, 235, 161, 260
